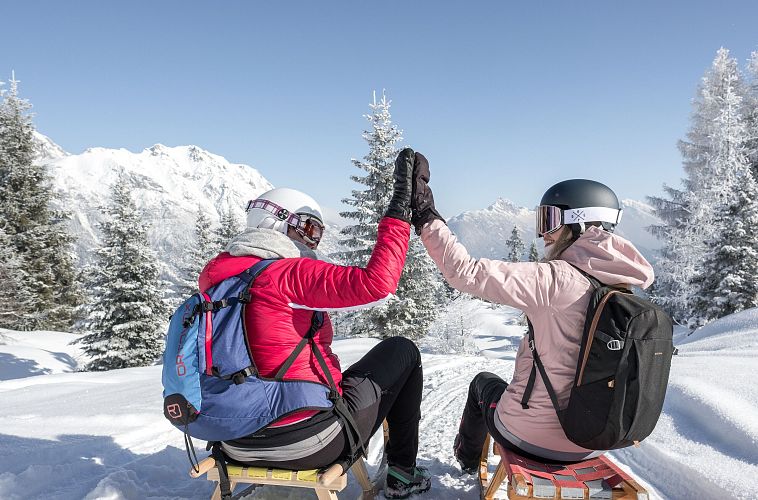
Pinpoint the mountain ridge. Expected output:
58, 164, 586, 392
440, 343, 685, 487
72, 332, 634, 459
34, 133, 663, 294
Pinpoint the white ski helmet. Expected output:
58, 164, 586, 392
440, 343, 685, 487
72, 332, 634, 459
245, 187, 325, 246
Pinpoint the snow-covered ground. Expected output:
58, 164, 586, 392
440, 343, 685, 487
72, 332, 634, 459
1, 307, 757, 499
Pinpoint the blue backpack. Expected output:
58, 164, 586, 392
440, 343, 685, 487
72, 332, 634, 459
161, 259, 336, 442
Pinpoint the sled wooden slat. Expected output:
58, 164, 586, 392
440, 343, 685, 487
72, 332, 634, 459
190, 421, 388, 499
204, 462, 346, 499
479, 435, 650, 500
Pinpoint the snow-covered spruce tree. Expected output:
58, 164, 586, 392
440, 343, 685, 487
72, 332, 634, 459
337, 91, 400, 268
215, 202, 242, 252
360, 236, 445, 340
0, 226, 36, 329
690, 171, 758, 323
505, 226, 525, 262
647, 48, 750, 324
176, 208, 217, 297
528, 241, 539, 262
646, 185, 696, 322
686, 55, 758, 326
0, 74, 81, 330
77, 174, 168, 371
336, 91, 445, 339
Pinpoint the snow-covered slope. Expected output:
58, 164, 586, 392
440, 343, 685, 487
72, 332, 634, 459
447, 197, 662, 263
0, 329, 85, 381
2, 308, 756, 499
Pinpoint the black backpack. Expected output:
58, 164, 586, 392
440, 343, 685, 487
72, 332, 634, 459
520, 266, 674, 450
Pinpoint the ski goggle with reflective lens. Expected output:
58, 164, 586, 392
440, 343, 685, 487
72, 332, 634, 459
245, 199, 325, 248
536, 205, 623, 237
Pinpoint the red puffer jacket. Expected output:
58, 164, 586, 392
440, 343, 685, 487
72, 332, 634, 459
198, 217, 410, 426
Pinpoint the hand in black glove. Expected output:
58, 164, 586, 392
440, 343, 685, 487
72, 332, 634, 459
384, 147, 414, 222
411, 152, 444, 234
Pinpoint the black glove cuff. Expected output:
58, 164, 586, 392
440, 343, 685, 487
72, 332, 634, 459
385, 204, 412, 223
412, 208, 444, 235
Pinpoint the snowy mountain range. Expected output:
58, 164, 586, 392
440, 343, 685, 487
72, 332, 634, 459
35, 134, 273, 290
448, 196, 662, 263
35, 134, 662, 293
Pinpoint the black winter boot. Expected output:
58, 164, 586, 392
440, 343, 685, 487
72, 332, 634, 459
453, 433, 478, 475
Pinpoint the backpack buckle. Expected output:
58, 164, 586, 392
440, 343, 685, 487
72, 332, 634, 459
528, 339, 535, 352
607, 339, 623, 351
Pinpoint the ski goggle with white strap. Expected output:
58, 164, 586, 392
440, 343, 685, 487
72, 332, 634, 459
245, 199, 325, 248
536, 205, 623, 237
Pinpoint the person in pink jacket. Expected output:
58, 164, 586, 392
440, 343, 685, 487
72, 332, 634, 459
408, 152, 655, 470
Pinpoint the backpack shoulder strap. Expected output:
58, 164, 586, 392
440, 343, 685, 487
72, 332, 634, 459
520, 319, 562, 415
240, 258, 279, 287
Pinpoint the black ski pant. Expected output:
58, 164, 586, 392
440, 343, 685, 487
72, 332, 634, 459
227, 336, 423, 470
456, 371, 553, 464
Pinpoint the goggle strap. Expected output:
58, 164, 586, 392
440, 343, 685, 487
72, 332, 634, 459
246, 199, 324, 244
246, 199, 306, 229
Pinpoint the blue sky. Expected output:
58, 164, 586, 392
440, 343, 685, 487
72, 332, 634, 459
2, 1, 758, 217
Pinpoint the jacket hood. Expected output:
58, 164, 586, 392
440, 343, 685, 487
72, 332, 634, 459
560, 226, 654, 289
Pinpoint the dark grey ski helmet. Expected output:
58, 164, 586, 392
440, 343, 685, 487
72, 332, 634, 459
538, 179, 622, 236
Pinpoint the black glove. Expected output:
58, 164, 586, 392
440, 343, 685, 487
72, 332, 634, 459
384, 148, 414, 222
411, 152, 444, 234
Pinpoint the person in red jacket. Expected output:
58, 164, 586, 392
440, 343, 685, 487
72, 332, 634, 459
198, 149, 431, 498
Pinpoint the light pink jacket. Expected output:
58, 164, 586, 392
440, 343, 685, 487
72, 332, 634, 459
421, 220, 654, 454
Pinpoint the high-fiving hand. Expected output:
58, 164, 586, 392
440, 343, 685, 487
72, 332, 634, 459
385, 148, 415, 223
410, 152, 444, 234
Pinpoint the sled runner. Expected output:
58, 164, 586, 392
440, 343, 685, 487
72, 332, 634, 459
479, 434, 648, 500
190, 421, 389, 500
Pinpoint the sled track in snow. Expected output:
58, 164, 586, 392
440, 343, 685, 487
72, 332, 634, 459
418, 354, 513, 463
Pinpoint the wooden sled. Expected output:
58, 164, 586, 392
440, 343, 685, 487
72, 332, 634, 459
190, 421, 389, 500
479, 434, 649, 500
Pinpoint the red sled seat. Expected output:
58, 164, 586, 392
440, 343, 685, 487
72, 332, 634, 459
479, 434, 649, 500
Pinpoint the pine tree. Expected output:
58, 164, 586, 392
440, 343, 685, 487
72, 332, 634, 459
647, 185, 698, 322
0, 226, 36, 328
0, 73, 81, 330
647, 48, 751, 324
77, 174, 168, 371
177, 208, 217, 297
690, 173, 758, 321
337, 91, 400, 267
684, 50, 758, 325
363, 237, 444, 340
505, 226, 525, 262
215, 202, 242, 252
336, 91, 445, 339
528, 241, 539, 262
